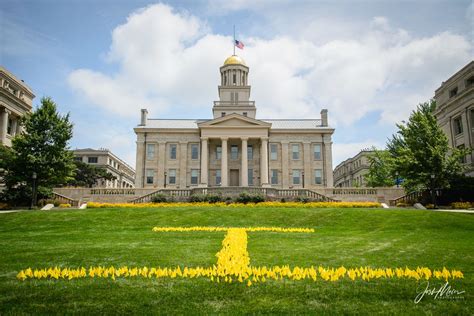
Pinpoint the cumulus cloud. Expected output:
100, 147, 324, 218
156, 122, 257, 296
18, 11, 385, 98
68, 3, 471, 128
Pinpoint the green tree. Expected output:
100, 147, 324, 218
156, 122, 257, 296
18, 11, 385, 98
0, 97, 75, 205
364, 148, 395, 187
387, 100, 469, 193
67, 161, 116, 188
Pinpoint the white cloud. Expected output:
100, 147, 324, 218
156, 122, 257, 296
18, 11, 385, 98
68, 3, 471, 128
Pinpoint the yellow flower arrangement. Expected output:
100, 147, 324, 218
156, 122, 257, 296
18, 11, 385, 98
58, 203, 71, 208
16, 225, 464, 285
87, 201, 381, 209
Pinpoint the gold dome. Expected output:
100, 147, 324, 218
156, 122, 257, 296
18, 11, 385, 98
223, 55, 246, 66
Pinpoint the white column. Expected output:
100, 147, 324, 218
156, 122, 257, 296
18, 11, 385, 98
323, 135, 334, 187
200, 137, 208, 186
0, 108, 9, 144
221, 137, 228, 186
179, 141, 187, 188
241, 137, 248, 187
260, 137, 269, 187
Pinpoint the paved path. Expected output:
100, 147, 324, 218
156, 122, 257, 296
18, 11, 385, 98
430, 209, 474, 214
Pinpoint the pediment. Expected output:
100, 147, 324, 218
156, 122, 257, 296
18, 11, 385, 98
198, 113, 271, 128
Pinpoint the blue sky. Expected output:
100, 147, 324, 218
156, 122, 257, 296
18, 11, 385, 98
1, 0, 472, 168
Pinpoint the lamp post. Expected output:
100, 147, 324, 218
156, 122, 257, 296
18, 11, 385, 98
30, 172, 37, 210
302, 171, 305, 188
395, 171, 399, 188
164, 172, 167, 188
430, 174, 436, 208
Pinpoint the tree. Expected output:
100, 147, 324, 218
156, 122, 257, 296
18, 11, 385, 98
0, 97, 75, 206
67, 161, 116, 188
364, 148, 395, 187
387, 100, 469, 193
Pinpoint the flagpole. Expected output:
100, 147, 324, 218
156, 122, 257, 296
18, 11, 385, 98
233, 25, 235, 55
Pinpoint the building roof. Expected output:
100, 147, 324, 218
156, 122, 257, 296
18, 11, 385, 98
142, 118, 327, 129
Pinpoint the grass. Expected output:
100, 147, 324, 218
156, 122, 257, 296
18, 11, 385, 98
0, 207, 472, 315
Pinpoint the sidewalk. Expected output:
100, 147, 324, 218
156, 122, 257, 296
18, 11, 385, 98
430, 209, 474, 214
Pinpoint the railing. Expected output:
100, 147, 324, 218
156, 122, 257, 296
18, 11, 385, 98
129, 189, 191, 204
389, 191, 425, 206
90, 188, 136, 195
276, 189, 337, 202
52, 192, 79, 207
130, 187, 336, 203
213, 101, 255, 107
331, 188, 378, 195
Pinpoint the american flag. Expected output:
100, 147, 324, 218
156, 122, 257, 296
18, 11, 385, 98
235, 40, 244, 49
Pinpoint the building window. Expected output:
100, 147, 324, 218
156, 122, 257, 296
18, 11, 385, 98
314, 169, 323, 185
270, 144, 278, 160
221, 112, 226, 117
271, 169, 278, 185
169, 169, 176, 184
88, 157, 98, 163
470, 109, 474, 128
191, 144, 199, 160
231, 145, 238, 159
146, 169, 154, 184
216, 170, 221, 185
466, 76, 474, 88
7, 118, 12, 135
292, 144, 300, 160
314, 144, 322, 160
292, 170, 301, 185
233, 73, 236, 84
248, 169, 253, 185
453, 117, 463, 135
243, 112, 247, 117
169, 144, 177, 159
247, 146, 253, 160
191, 169, 199, 185
216, 146, 222, 160
449, 87, 458, 98
146, 144, 155, 159
74, 156, 82, 162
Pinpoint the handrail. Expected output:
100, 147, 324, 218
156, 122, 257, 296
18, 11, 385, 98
52, 192, 79, 207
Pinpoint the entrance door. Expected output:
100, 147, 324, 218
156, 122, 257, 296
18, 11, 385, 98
230, 169, 239, 186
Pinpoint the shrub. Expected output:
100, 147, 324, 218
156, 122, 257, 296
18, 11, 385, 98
207, 194, 222, 203
451, 202, 472, 209
280, 198, 286, 203
295, 196, 310, 203
250, 194, 265, 203
0, 202, 9, 210
425, 204, 435, 209
189, 194, 206, 203
151, 194, 168, 203
59, 203, 71, 208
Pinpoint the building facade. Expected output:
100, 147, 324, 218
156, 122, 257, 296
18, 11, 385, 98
333, 149, 375, 187
134, 55, 334, 189
0, 66, 35, 147
72, 148, 135, 188
434, 61, 474, 176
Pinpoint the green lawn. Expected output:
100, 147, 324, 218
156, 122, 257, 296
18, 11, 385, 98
0, 207, 472, 315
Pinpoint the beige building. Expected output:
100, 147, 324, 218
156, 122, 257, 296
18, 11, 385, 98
134, 55, 334, 189
0, 66, 35, 147
333, 149, 374, 187
434, 61, 474, 176
73, 148, 135, 188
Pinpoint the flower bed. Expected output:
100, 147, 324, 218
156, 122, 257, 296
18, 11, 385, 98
87, 201, 381, 209
17, 225, 463, 286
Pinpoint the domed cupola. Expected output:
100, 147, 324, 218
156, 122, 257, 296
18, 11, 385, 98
213, 55, 255, 119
